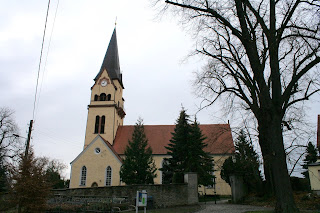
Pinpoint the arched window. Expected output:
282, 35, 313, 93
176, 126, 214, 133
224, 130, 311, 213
107, 94, 111, 101
106, 166, 112, 186
94, 95, 98, 101
100, 93, 106, 101
94, 116, 100, 134
100, 116, 105, 134
80, 166, 87, 186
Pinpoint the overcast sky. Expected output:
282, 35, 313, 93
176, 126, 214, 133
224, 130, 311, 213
1, 0, 319, 178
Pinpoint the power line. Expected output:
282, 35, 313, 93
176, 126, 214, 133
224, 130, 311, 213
32, 0, 51, 121
35, 0, 60, 120
35, 129, 82, 148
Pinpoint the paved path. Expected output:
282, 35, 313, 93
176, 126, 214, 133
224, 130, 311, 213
197, 200, 272, 213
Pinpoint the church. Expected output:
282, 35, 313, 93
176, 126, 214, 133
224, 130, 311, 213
69, 27, 235, 195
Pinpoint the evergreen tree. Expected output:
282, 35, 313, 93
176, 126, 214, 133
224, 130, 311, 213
120, 118, 157, 184
161, 158, 173, 184
45, 159, 67, 189
10, 150, 50, 213
302, 142, 318, 179
189, 120, 214, 186
221, 129, 262, 193
164, 109, 215, 185
165, 109, 191, 183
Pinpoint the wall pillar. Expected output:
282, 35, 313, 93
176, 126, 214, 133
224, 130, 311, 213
229, 175, 247, 203
184, 173, 198, 205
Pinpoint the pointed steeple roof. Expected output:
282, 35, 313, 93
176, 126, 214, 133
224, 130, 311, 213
95, 27, 123, 87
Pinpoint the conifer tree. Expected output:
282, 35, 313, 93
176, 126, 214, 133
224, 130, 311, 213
189, 120, 215, 186
164, 109, 215, 185
165, 109, 191, 183
10, 150, 50, 213
221, 130, 262, 193
120, 118, 157, 184
302, 142, 318, 179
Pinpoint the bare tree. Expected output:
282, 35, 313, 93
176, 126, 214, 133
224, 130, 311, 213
154, 0, 320, 212
0, 107, 23, 161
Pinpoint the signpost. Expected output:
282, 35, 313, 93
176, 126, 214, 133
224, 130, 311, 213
136, 190, 147, 213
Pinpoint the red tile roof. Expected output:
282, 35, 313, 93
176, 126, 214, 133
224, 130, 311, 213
113, 124, 235, 155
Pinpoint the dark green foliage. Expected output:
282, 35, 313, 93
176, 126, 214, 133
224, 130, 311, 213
120, 118, 157, 184
165, 109, 191, 183
45, 159, 67, 189
290, 176, 309, 192
46, 170, 65, 189
10, 151, 50, 213
220, 156, 234, 185
302, 142, 318, 179
64, 179, 70, 188
161, 158, 173, 184
163, 109, 214, 185
221, 129, 262, 193
189, 121, 215, 186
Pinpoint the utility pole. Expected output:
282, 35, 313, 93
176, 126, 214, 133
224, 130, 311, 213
24, 120, 33, 158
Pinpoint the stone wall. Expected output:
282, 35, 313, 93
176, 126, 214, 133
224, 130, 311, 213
52, 173, 198, 208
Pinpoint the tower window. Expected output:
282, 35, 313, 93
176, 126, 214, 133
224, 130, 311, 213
100, 116, 105, 134
94, 116, 100, 134
80, 166, 87, 186
106, 166, 112, 186
107, 94, 111, 101
94, 94, 98, 101
100, 93, 106, 101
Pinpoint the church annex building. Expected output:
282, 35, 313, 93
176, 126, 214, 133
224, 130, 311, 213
69, 28, 235, 195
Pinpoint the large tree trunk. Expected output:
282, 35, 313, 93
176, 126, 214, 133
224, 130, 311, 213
258, 126, 274, 196
258, 112, 299, 213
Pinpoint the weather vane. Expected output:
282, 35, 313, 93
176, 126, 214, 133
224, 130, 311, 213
115, 16, 117, 26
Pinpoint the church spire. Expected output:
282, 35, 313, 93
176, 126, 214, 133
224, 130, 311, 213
95, 27, 123, 87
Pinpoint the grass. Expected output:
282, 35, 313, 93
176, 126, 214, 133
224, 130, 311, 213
245, 211, 319, 213
241, 191, 320, 213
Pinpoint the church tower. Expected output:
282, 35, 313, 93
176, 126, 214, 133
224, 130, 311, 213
83, 28, 125, 148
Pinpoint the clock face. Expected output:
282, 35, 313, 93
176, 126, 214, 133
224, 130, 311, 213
101, 80, 107, 87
